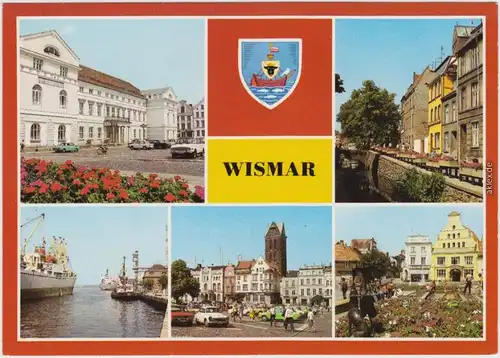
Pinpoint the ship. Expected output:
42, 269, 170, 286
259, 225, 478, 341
111, 256, 138, 301
250, 43, 296, 88
20, 214, 77, 300
100, 269, 118, 291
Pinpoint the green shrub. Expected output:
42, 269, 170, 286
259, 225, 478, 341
396, 168, 446, 202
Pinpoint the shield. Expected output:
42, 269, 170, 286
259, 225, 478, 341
239, 38, 302, 110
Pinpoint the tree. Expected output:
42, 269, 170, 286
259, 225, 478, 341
143, 278, 154, 291
359, 249, 392, 279
159, 273, 168, 289
171, 259, 200, 302
337, 80, 401, 149
335, 73, 345, 93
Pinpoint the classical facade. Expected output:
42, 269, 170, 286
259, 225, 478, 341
235, 257, 280, 305
20, 30, 185, 148
280, 270, 299, 305
296, 265, 332, 306
400, 66, 435, 153
427, 56, 455, 154
401, 235, 432, 282
142, 264, 168, 292
456, 22, 483, 164
192, 265, 225, 302
192, 97, 205, 141
142, 88, 179, 141
429, 211, 483, 282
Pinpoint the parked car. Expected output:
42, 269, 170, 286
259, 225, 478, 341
171, 304, 195, 326
170, 142, 205, 159
130, 140, 154, 150
193, 306, 229, 327
54, 142, 80, 153
260, 306, 301, 321
128, 139, 141, 148
148, 139, 171, 149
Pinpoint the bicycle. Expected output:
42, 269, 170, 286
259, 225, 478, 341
97, 145, 108, 155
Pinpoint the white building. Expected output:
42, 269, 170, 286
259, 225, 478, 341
235, 256, 280, 305
401, 235, 432, 282
19, 30, 185, 148
142, 88, 179, 141
192, 97, 205, 141
188, 265, 225, 302
281, 265, 333, 306
280, 270, 299, 305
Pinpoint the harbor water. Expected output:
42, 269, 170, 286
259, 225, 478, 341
21, 286, 165, 338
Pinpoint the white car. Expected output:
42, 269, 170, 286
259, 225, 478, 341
170, 142, 205, 159
130, 140, 154, 150
193, 306, 229, 327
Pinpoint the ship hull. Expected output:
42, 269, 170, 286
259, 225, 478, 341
250, 74, 288, 88
21, 271, 76, 300
100, 281, 117, 291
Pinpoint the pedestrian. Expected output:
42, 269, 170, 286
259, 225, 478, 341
284, 306, 294, 332
238, 303, 244, 321
307, 309, 316, 332
269, 305, 276, 327
464, 273, 473, 295
249, 307, 255, 322
20, 140, 25, 153
232, 304, 237, 322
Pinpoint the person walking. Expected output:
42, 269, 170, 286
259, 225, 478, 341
232, 304, 238, 322
269, 305, 276, 327
307, 309, 316, 332
249, 307, 255, 322
20, 140, 25, 153
464, 273, 473, 295
340, 277, 348, 299
238, 303, 244, 321
284, 306, 295, 332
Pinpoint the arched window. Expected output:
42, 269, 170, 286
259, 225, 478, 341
30, 123, 41, 141
212, 283, 216, 291
203, 283, 207, 290
44, 46, 60, 57
217, 283, 221, 291
32, 85, 42, 105
59, 90, 67, 108
58, 125, 66, 142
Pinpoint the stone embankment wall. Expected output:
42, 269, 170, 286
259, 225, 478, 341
359, 151, 483, 203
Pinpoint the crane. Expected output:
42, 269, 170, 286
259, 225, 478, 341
20, 213, 45, 256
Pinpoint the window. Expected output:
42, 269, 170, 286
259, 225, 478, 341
471, 121, 479, 148
111, 107, 115, 117
312, 289, 316, 296
30, 123, 41, 141
88, 127, 94, 139
471, 82, 479, 107
306, 288, 310, 296
79, 86, 84, 92
89, 89, 93, 95
133, 129, 137, 138
430, 108, 433, 123
421, 257, 426, 265
437, 257, 445, 265
33, 58, 43, 70
465, 256, 473, 265
98, 91, 101, 96
306, 279, 310, 285
444, 132, 449, 152
89, 102, 94, 116
79, 102, 84, 115
452, 101, 457, 121
444, 105, 449, 124
97, 127, 102, 139
437, 269, 446, 278
57, 125, 66, 142
410, 257, 416, 265
451, 257, 460, 265
106, 106, 110, 117
58, 90, 67, 108
464, 269, 474, 278
421, 246, 426, 253
300, 289, 304, 296
410, 246, 415, 253
43, 46, 60, 57
460, 87, 467, 110
32, 85, 42, 105
434, 133, 440, 149
59, 66, 68, 78
97, 105, 102, 116
79, 126, 84, 140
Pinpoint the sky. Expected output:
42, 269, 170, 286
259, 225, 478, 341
172, 206, 332, 270
335, 18, 482, 131
335, 205, 484, 256
19, 19, 205, 103
20, 206, 168, 285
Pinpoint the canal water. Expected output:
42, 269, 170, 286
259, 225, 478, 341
21, 286, 165, 339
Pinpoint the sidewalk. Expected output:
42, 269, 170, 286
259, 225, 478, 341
119, 170, 204, 187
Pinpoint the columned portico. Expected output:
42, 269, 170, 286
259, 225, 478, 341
103, 118, 131, 145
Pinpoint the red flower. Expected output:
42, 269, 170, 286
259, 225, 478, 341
149, 173, 158, 179
174, 175, 182, 181
164, 193, 177, 202
178, 190, 189, 197
149, 180, 160, 189
80, 186, 90, 196
107, 193, 115, 200
181, 183, 189, 189
39, 186, 47, 194
50, 182, 62, 192
23, 186, 36, 194
118, 190, 129, 200
73, 179, 82, 186
57, 170, 63, 175
64, 160, 73, 165
139, 188, 148, 193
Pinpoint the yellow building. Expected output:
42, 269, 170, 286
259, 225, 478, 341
430, 211, 483, 282
427, 56, 455, 154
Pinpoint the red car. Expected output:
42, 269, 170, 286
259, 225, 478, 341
171, 304, 194, 326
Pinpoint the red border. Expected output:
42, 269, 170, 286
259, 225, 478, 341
3, 2, 498, 356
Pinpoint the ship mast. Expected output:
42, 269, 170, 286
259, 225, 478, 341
21, 213, 45, 256
121, 256, 126, 279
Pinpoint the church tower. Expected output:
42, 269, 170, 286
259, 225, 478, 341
264, 222, 287, 276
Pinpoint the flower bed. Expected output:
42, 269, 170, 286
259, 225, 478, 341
335, 294, 483, 338
21, 158, 205, 203
438, 156, 459, 167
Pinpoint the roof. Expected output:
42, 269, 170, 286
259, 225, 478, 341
454, 25, 475, 37
20, 30, 80, 62
285, 270, 299, 278
428, 56, 453, 85
456, 23, 483, 54
448, 211, 461, 217
335, 241, 361, 262
350, 238, 376, 250
236, 260, 254, 270
266, 222, 286, 236
78, 65, 144, 99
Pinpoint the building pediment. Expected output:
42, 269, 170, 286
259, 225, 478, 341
20, 30, 80, 68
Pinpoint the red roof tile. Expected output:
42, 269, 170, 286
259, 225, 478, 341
335, 241, 361, 262
78, 65, 144, 98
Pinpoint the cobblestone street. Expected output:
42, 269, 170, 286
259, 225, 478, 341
172, 312, 332, 338
23, 146, 205, 186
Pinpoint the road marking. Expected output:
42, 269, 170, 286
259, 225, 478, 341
231, 322, 271, 331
